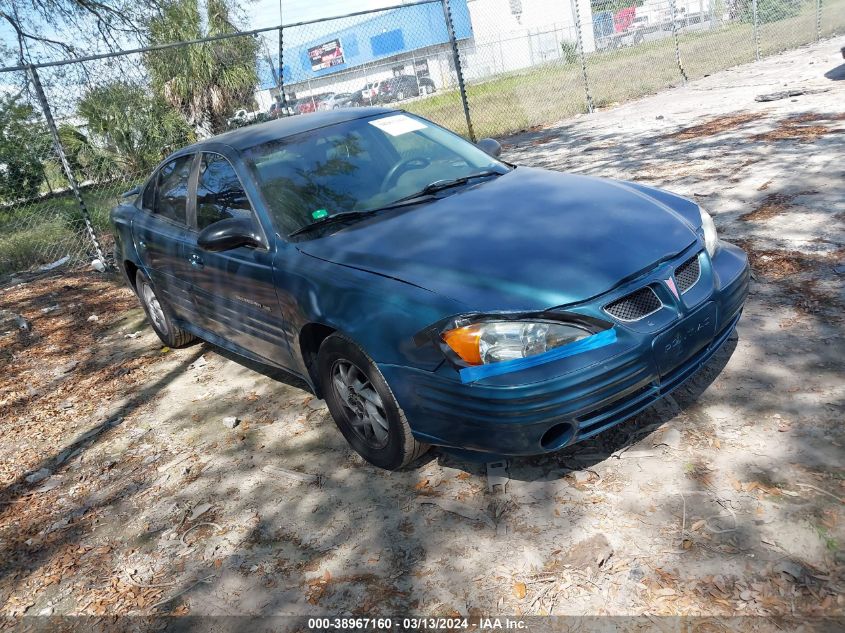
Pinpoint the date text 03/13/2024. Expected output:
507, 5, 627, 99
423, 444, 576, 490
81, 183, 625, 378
306, 617, 528, 630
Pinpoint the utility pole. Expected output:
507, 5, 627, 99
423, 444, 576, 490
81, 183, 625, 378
278, 0, 287, 111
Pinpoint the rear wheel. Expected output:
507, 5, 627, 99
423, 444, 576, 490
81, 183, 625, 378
135, 270, 195, 348
318, 333, 428, 470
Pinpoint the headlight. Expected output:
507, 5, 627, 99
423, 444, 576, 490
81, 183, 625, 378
699, 207, 719, 258
442, 321, 590, 366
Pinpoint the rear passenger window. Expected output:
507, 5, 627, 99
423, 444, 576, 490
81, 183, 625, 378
141, 177, 156, 211
154, 155, 193, 224
196, 153, 253, 230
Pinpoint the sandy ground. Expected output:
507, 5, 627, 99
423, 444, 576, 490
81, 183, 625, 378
1, 37, 843, 623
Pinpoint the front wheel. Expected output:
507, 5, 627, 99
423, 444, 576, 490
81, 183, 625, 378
318, 334, 428, 470
135, 270, 196, 348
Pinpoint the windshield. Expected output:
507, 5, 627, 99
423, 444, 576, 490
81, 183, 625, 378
244, 113, 508, 236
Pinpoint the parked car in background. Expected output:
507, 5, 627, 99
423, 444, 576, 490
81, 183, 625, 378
112, 108, 748, 470
296, 95, 326, 115
318, 92, 355, 110
350, 83, 383, 107
378, 75, 436, 103
226, 108, 261, 127
269, 101, 296, 119
360, 82, 380, 104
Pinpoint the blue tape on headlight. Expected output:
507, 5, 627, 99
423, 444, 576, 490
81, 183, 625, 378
458, 328, 617, 384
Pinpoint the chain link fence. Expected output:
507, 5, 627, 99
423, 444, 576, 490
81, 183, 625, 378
1, 0, 843, 276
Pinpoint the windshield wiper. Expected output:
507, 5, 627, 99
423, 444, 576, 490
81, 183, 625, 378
289, 209, 381, 237
288, 170, 504, 238
289, 194, 439, 237
389, 169, 504, 205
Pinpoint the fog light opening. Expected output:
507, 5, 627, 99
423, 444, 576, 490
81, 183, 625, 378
540, 422, 575, 451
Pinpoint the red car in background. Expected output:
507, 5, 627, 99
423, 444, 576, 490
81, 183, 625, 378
614, 7, 636, 32
296, 95, 327, 115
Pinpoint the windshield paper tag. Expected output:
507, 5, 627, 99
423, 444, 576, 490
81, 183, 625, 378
369, 114, 427, 136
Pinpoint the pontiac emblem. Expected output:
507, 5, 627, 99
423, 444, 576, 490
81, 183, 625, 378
665, 277, 680, 300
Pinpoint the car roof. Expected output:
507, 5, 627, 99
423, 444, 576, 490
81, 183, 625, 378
179, 107, 398, 153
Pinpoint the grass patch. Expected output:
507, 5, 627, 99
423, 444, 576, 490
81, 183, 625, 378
815, 524, 839, 553
0, 179, 138, 275
2, 3, 844, 274
406, 5, 845, 139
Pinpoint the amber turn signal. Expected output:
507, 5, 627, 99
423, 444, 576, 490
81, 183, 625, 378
442, 324, 484, 365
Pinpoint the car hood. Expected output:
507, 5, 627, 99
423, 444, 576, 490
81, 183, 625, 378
296, 167, 700, 311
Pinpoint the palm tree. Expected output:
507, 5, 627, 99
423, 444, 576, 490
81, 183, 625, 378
77, 81, 193, 176
144, 0, 258, 137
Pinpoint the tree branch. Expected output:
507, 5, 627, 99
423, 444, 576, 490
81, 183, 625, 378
1, 11, 78, 57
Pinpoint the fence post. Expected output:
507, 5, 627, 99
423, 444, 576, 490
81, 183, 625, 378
570, 0, 594, 113
278, 25, 288, 112
441, 0, 475, 141
752, 0, 760, 61
669, 0, 688, 82
815, 0, 822, 41
28, 65, 107, 268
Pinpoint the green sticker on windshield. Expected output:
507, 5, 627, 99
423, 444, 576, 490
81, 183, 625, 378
311, 208, 328, 220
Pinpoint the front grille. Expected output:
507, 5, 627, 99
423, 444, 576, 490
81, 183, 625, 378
604, 287, 662, 322
675, 254, 701, 294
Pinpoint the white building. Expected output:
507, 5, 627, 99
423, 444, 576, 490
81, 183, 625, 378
459, 0, 595, 80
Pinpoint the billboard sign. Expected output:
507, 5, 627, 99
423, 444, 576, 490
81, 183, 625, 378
308, 39, 345, 71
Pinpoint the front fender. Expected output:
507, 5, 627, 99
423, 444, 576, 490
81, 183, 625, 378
275, 244, 465, 377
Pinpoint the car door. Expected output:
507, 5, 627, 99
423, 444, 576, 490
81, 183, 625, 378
132, 154, 199, 322
186, 151, 294, 368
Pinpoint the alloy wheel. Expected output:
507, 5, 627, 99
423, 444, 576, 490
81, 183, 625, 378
331, 359, 389, 449
140, 282, 168, 334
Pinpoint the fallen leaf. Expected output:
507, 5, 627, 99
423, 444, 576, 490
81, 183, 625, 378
513, 581, 527, 599
414, 479, 430, 490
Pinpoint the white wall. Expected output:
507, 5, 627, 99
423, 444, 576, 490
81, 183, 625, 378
461, 0, 595, 79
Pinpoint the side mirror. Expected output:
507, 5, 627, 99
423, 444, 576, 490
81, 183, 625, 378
476, 137, 502, 158
197, 217, 263, 252
121, 185, 141, 198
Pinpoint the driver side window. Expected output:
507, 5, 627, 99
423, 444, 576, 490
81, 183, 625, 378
196, 153, 254, 230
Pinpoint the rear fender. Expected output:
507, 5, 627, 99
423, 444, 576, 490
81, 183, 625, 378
110, 202, 144, 289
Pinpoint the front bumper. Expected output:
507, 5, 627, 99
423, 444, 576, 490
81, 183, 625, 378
380, 242, 750, 456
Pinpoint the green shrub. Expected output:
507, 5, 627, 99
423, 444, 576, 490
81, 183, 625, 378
561, 41, 579, 65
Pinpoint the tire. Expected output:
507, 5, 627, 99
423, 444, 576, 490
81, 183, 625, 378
396, 91, 405, 101
424, 85, 434, 95
135, 270, 196, 348
318, 333, 429, 470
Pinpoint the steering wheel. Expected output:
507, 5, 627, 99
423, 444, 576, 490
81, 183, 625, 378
381, 157, 430, 190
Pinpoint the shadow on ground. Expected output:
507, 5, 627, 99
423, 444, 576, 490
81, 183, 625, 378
1, 43, 843, 618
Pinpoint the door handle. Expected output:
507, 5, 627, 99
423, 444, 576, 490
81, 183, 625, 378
137, 239, 146, 250
189, 253, 204, 268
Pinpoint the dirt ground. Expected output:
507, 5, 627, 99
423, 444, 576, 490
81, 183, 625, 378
1, 38, 843, 624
